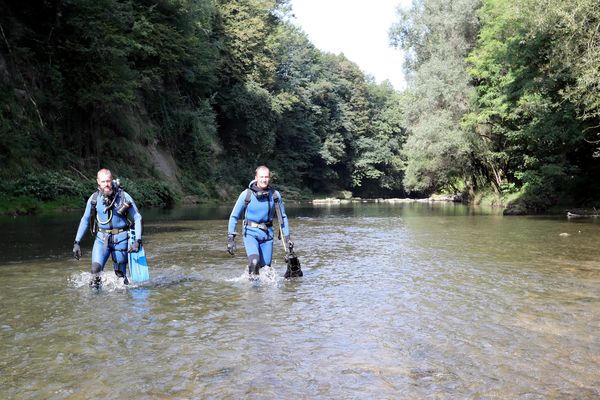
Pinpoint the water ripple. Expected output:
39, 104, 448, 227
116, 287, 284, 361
1, 205, 600, 398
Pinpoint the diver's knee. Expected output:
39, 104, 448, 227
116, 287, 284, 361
248, 255, 260, 266
248, 255, 260, 275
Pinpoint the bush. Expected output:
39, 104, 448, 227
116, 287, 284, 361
118, 178, 180, 208
179, 174, 211, 199
0, 172, 181, 214
12, 172, 92, 201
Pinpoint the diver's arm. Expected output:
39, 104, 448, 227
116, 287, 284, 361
125, 193, 143, 241
276, 191, 290, 237
74, 196, 93, 243
228, 191, 248, 235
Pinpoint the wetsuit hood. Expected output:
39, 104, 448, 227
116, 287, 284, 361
248, 180, 271, 199
248, 179, 271, 191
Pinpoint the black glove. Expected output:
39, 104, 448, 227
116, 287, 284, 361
227, 234, 237, 255
285, 235, 294, 250
128, 239, 142, 253
73, 241, 81, 260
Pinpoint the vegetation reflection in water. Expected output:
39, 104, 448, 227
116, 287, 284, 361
0, 203, 599, 399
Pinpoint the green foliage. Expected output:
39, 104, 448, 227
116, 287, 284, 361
0, 171, 92, 215
219, 81, 278, 156
119, 177, 180, 208
0, 83, 44, 175
465, 0, 600, 208
0, 195, 41, 215
1, 0, 417, 205
0, 169, 182, 214
212, 0, 279, 85
3, 0, 600, 212
389, 0, 600, 208
10, 172, 92, 202
504, 163, 577, 212
179, 173, 211, 199
524, 0, 600, 120
390, 0, 481, 195
351, 86, 407, 196
402, 110, 473, 194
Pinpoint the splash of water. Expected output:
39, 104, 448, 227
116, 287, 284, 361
226, 265, 286, 288
68, 271, 132, 292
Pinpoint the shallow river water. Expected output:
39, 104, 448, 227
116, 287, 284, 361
1, 202, 599, 399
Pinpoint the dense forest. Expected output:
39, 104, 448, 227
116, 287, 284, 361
0, 0, 599, 215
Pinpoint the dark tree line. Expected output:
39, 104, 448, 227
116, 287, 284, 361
1, 0, 599, 213
0, 0, 406, 209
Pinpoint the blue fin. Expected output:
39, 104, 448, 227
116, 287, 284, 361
128, 230, 150, 283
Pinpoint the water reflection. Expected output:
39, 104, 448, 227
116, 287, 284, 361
0, 202, 599, 398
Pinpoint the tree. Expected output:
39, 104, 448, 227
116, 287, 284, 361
390, 0, 482, 195
466, 0, 599, 208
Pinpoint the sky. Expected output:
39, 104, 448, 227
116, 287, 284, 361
289, 0, 411, 90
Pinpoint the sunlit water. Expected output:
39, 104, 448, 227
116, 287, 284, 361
1, 202, 599, 399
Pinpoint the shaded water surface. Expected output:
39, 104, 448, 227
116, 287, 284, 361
1, 203, 599, 399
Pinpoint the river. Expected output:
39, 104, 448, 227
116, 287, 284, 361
1, 202, 599, 399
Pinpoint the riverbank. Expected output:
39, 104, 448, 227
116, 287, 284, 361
0, 192, 459, 216
0, 171, 183, 217
311, 194, 463, 205
3, 186, 598, 218
0, 193, 216, 217
311, 191, 600, 218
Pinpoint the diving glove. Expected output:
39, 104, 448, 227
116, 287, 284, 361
285, 235, 294, 250
227, 234, 237, 255
128, 239, 142, 253
73, 241, 81, 260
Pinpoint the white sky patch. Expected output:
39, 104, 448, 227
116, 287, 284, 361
290, 0, 411, 90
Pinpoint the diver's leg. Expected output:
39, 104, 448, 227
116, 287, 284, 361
111, 232, 129, 284
247, 254, 260, 276
90, 235, 110, 287
258, 238, 274, 269
243, 234, 261, 275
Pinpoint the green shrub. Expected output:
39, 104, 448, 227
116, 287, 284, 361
119, 178, 180, 208
179, 174, 211, 198
0, 171, 181, 214
12, 172, 92, 201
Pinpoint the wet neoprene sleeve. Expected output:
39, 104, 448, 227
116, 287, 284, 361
227, 190, 248, 235
74, 195, 93, 243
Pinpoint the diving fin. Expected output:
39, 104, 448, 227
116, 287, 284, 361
283, 251, 303, 279
128, 229, 150, 283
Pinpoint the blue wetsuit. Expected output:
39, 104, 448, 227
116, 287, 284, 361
228, 181, 290, 270
75, 185, 142, 277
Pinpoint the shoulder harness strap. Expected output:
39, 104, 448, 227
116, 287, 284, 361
242, 188, 253, 222
273, 190, 284, 239
89, 191, 99, 237
244, 188, 252, 208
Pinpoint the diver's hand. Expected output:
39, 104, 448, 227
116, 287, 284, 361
128, 239, 141, 253
73, 241, 81, 260
285, 235, 294, 250
227, 234, 237, 255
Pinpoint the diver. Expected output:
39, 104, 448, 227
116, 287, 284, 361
72, 168, 143, 287
227, 165, 294, 277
